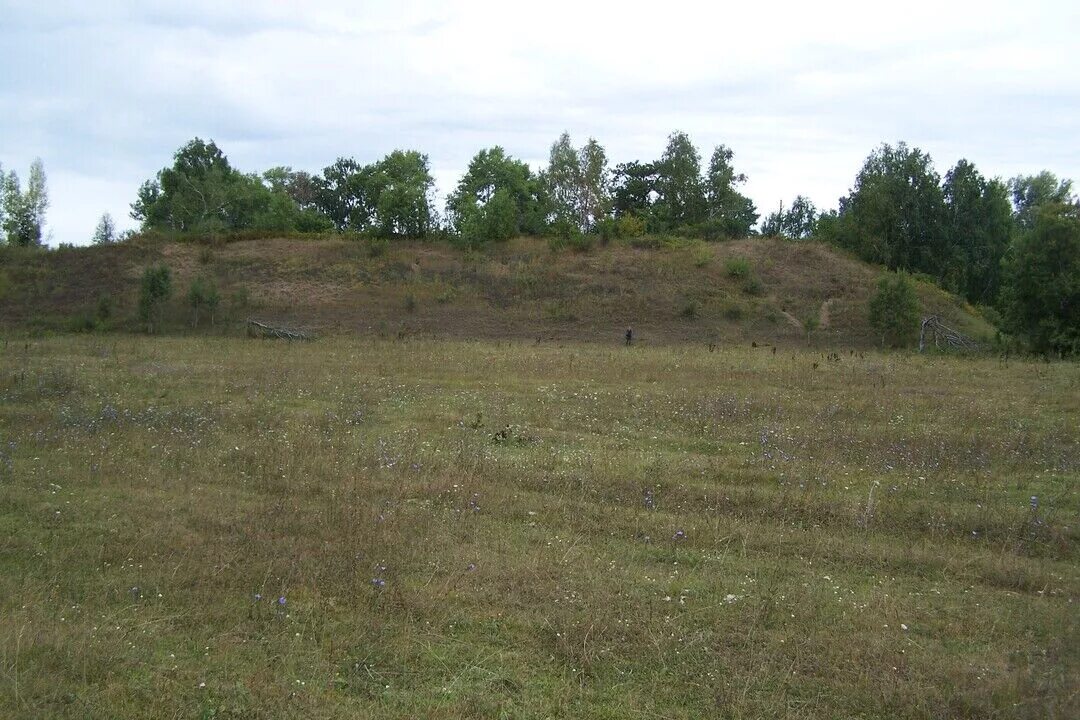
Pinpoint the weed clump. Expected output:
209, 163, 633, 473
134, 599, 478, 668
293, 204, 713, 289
725, 256, 752, 279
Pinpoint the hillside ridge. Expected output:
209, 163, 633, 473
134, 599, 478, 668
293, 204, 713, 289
0, 236, 994, 347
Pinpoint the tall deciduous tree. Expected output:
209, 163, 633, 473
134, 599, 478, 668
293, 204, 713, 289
368, 150, 436, 238
133, 138, 288, 233
91, 213, 117, 245
762, 196, 817, 239
545, 132, 581, 229
704, 145, 758, 237
313, 158, 375, 232
132, 138, 237, 232
1008, 171, 1074, 232
544, 133, 612, 234
448, 147, 547, 242
942, 160, 1013, 304
1, 159, 49, 246
262, 167, 317, 209
652, 131, 706, 230
578, 138, 611, 232
612, 161, 658, 220
1001, 203, 1080, 356
831, 142, 946, 278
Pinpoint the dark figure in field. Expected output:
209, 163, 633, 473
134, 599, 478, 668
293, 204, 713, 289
625, 328, 633, 346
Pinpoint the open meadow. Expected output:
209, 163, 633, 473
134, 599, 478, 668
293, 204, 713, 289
0, 335, 1077, 718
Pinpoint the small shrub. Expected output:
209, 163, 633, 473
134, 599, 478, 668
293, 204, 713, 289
367, 237, 389, 257
95, 293, 114, 321
723, 304, 744, 321
138, 265, 172, 334
205, 282, 220, 325
231, 286, 250, 311
742, 276, 765, 296
977, 304, 1004, 328
187, 276, 220, 328
404, 293, 417, 313
67, 312, 98, 333
681, 300, 700, 320
547, 236, 567, 252
628, 235, 663, 249
198, 246, 214, 264
869, 272, 920, 347
616, 214, 647, 239
567, 234, 595, 253
725, 257, 752, 279
689, 242, 712, 268
544, 301, 577, 322
594, 218, 619, 244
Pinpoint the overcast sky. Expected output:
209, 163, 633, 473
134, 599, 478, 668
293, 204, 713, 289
2, 0, 1078, 246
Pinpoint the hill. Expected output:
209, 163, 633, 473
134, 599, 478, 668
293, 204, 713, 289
0, 236, 995, 347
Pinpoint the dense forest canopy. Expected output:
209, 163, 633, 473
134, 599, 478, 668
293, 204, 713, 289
1, 133, 1077, 355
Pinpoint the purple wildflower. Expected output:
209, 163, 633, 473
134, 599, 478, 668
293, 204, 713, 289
672, 529, 686, 541
371, 578, 386, 589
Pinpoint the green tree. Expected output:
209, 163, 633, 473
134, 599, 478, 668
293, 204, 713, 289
131, 138, 300, 234
868, 272, 920, 347
1001, 203, 1080, 356
132, 138, 236, 232
545, 132, 582, 229
205, 279, 220, 326
313, 158, 376, 232
544, 134, 611, 235
138, 265, 172, 334
263, 167, 319, 210
761, 195, 817, 239
91, 213, 117, 245
652, 131, 706, 230
187, 276, 208, 328
2, 159, 49, 246
612, 160, 658, 220
942, 160, 1013, 304
578, 138, 611, 232
262, 167, 332, 232
704, 145, 758, 237
447, 147, 547, 241
368, 150, 436, 238
1008, 172, 1074, 232
832, 143, 947, 278
186, 275, 220, 328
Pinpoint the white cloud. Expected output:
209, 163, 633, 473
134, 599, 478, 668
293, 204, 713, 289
1, 0, 1077, 244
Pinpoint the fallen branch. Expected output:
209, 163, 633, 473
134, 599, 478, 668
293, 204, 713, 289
919, 316, 978, 353
245, 319, 315, 341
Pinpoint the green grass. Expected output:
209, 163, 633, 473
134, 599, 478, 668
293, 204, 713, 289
0, 335, 1077, 718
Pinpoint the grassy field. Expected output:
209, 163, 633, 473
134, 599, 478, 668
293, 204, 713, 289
0, 335, 1076, 718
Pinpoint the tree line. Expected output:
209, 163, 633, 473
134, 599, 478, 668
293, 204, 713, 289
118, 132, 759, 245
1, 133, 1075, 355
812, 142, 1077, 355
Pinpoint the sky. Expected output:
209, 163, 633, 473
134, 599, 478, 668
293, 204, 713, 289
1, 0, 1078, 246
